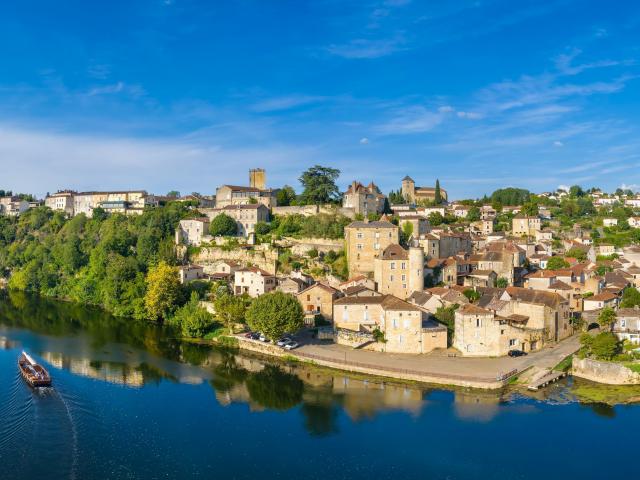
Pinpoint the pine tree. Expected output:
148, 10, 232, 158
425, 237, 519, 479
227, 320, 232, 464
434, 179, 442, 205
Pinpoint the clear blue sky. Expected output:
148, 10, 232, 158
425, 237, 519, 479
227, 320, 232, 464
1, 0, 639, 199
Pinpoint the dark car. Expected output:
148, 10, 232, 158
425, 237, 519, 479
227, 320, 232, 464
508, 349, 527, 357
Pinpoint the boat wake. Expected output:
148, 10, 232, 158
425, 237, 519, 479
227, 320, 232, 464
0, 372, 33, 454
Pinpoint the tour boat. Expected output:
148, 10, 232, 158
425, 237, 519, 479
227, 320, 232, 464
18, 351, 52, 387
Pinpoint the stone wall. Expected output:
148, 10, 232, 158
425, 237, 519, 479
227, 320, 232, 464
192, 245, 278, 274
572, 357, 640, 385
284, 237, 344, 256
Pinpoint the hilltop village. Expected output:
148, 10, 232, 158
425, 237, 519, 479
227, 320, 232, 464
3, 167, 640, 387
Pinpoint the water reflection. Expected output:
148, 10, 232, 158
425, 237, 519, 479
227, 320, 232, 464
0, 290, 519, 430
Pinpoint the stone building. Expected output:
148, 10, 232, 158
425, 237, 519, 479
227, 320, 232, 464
203, 204, 269, 237
175, 218, 210, 246
374, 244, 424, 299
0, 196, 29, 216
401, 176, 447, 204
342, 181, 386, 217
233, 267, 276, 297
46, 190, 157, 217
296, 283, 342, 322
344, 220, 399, 277
333, 294, 447, 354
44, 190, 75, 216
512, 214, 541, 237
215, 169, 277, 208
613, 307, 640, 344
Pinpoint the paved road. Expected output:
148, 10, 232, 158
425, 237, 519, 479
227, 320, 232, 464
295, 333, 581, 381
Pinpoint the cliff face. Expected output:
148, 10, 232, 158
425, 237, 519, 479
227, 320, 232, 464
573, 357, 640, 385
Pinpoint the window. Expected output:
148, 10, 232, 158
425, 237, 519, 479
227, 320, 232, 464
401, 274, 406, 282
357, 232, 363, 239
307, 295, 311, 301
621, 319, 626, 328
401, 262, 406, 270
403, 319, 410, 329
356, 244, 363, 250
509, 339, 517, 347
476, 318, 482, 328
398, 335, 403, 344
390, 262, 396, 270
393, 319, 398, 328
374, 243, 380, 250
390, 275, 394, 282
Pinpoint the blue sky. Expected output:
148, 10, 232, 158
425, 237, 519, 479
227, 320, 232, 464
1, 0, 639, 199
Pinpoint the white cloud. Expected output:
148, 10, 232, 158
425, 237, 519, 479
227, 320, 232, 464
327, 36, 406, 59
620, 183, 639, 192
375, 106, 444, 134
359, 137, 370, 144
553, 140, 564, 147
557, 184, 570, 192
250, 95, 326, 112
438, 105, 454, 113
456, 111, 483, 119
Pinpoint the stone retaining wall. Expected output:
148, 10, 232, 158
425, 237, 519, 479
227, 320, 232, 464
572, 357, 640, 385
233, 336, 510, 390
192, 246, 278, 274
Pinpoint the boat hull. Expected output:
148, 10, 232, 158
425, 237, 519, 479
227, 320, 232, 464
18, 353, 52, 388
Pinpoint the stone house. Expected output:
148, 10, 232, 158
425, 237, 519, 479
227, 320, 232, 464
342, 181, 386, 217
178, 264, 205, 284
583, 292, 618, 311
512, 214, 541, 237
215, 169, 277, 208
276, 277, 308, 294
401, 176, 448, 204
603, 218, 618, 227
399, 216, 430, 238
453, 304, 545, 357
0, 196, 29, 216
204, 204, 269, 237
233, 267, 276, 297
374, 244, 424, 299
44, 190, 75, 216
296, 283, 342, 322
344, 220, 399, 277
464, 270, 497, 288
333, 294, 447, 354
175, 218, 210, 246
613, 307, 640, 344
338, 275, 376, 292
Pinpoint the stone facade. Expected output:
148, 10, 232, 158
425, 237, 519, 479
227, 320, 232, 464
572, 357, 640, 385
233, 267, 276, 297
345, 220, 399, 277
342, 181, 386, 216
374, 244, 424, 300
202, 204, 269, 237
401, 176, 447, 204
175, 218, 210, 246
512, 215, 541, 236
296, 283, 342, 322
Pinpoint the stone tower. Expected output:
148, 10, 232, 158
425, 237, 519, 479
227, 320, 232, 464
249, 168, 266, 190
401, 176, 415, 203
408, 246, 425, 293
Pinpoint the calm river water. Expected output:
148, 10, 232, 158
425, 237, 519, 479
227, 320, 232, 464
0, 290, 638, 480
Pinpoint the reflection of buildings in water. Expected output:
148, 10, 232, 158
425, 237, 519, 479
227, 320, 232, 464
0, 336, 17, 350
332, 377, 424, 420
41, 352, 144, 387
453, 390, 503, 422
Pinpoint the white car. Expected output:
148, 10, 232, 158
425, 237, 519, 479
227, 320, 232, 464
276, 337, 292, 347
283, 341, 299, 350
259, 334, 268, 342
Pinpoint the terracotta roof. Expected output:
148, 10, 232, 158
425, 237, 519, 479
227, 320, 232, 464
504, 286, 567, 308
343, 285, 380, 296
586, 292, 617, 301
458, 304, 493, 315
347, 220, 397, 229
298, 282, 339, 295
549, 280, 572, 290
617, 308, 640, 318
221, 204, 265, 210
408, 290, 433, 305
334, 294, 420, 311
381, 244, 409, 260
236, 266, 274, 276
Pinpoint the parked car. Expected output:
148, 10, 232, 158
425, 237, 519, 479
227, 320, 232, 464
283, 341, 299, 350
245, 332, 259, 340
259, 334, 268, 342
508, 349, 527, 357
276, 337, 292, 347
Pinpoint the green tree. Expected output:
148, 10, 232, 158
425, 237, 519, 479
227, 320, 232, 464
565, 247, 588, 261
428, 212, 444, 226
276, 185, 297, 206
521, 202, 538, 217
299, 165, 341, 205
466, 206, 481, 222
213, 293, 248, 333
590, 332, 620, 360
246, 291, 303, 340
546, 256, 570, 270
144, 261, 182, 321
597, 307, 617, 327
463, 289, 480, 303
254, 221, 271, 235
209, 213, 238, 236
620, 287, 640, 308
172, 291, 215, 337
496, 277, 508, 288
434, 179, 443, 205
490, 188, 530, 206
434, 304, 459, 344
569, 185, 585, 198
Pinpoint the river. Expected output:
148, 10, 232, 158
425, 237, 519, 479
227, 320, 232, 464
0, 290, 638, 479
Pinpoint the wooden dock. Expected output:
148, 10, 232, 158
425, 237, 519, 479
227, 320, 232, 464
527, 371, 567, 391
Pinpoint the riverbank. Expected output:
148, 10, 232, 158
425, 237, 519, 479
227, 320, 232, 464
227, 333, 583, 390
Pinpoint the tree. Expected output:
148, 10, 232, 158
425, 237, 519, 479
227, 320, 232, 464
597, 307, 616, 327
276, 185, 297, 206
569, 185, 585, 198
434, 304, 459, 344
428, 212, 444, 226
490, 188, 530, 206
434, 179, 443, 205
214, 293, 248, 333
299, 165, 341, 205
246, 291, 303, 341
209, 213, 237, 236
463, 289, 480, 302
172, 291, 215, 337
546, 256, 570, 270
144, 261, 182, 321
254, 221, 271, 235
167, 190, 180, 198
496, 277, 508, 288
565, 247, 587, 261
590, 332, 620, 360
620, 287, 640, 308
466, 206, 481, 222
521, 202, 538, 217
